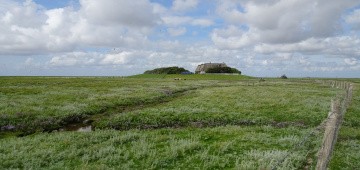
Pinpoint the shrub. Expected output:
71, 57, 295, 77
280, 74, 288, 79
144, 67, 190, 74
206, 67, 241, 74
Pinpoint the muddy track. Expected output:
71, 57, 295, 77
2, 84, 250, 137
50, 84, 246, 133
64, 85, 312, 132
53, 83, 314, 132
58, 88, 197, 132
1, 86, 203, 136
48, 87, 198, 132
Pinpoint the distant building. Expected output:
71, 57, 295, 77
195, 62, 227, 74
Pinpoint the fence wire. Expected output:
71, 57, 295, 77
271, 81, 353, 170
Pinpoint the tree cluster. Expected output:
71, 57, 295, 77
280, 74, 288, 79
144, 67, 190, 74
206, 67, 241, 74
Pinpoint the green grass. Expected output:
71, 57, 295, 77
0, 126, 319, 169
0, 76, 250, 133
97, 82, 339, 130
329, 82, 360, 169
0, 76, 354, 169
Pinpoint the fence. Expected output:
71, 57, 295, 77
315, 82, 353, 170
271, 80, 353, 170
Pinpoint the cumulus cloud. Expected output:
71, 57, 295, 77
100, 52, 133, 65
345, 9, 360, 30
211, 0, 360, 75
1, 0, 360, 77
191, 19, 214, 27
0, 0, 48, 55
215, 0, 360, 46
167, 27, 187, 36
344, 58, 358, 66
48, 50, 152, 68
254, 36, 360, 57
46, 45, 248, 72
211, 25, 257, 49
80, 0, 158, 27
162, 16, 214, 28
1, 0, 46, 27
152, 3, 168, 14
49, 52, 101, 66
298, 57, 311, 66
172, 0, 198, 12
0, 0, 159, 55
162, 16, 192, 26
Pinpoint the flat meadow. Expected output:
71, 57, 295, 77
0, 75, 358, 169
329, 79, 360, 169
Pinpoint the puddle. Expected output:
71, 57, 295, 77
76, 125, 92, 132
59, 124, 93, 132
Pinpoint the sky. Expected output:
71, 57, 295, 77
1, 0, 360, 77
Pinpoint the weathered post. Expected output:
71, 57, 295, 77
316, 83, 353, 170
316, 99, 341, 170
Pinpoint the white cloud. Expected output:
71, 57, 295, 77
346, 9, 360, 30
1, 0, 360, 77
254, 38, 325, 54
80, 0, 158, 27
304, 64, 346, 72
191, 19, 214, 27
216, 0, 244, 24
1, 0, 46, 27
156, 40, 182, 51
0, 0, 159, 55
298, 57, 311, 66
25, 57, 35, 65
216, 0, 360, 46
162, 16, 192, 26
344, 58, 358, 66
49, 51, 148, 68
172, 0, 198, 12
254, 36, 360, 57
49, 52, 101, 66
211, 25, 257, 49
162, 16, 214, 28
46, 46, 247, 72
0, 0, 48, 55
100, 52, 133, 65
167, 27, 187, 36
152, 3, 168, 14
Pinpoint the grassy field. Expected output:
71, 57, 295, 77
0, 75, 355, 169
329, 80, 360, 169
97, 82, 339, 130
0, 126, 318, 169
0, 75, 251, 134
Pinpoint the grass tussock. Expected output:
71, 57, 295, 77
0, 126, 316, 169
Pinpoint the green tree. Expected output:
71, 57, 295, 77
206, 67, 241, 74
144, 67, 190, 74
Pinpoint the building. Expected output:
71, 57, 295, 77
195, 62, 227, 74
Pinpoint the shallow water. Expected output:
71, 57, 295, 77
76, 125, 92, 132
59, 123, 93, 132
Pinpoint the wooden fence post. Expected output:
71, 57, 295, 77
316, 99, 341, 170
